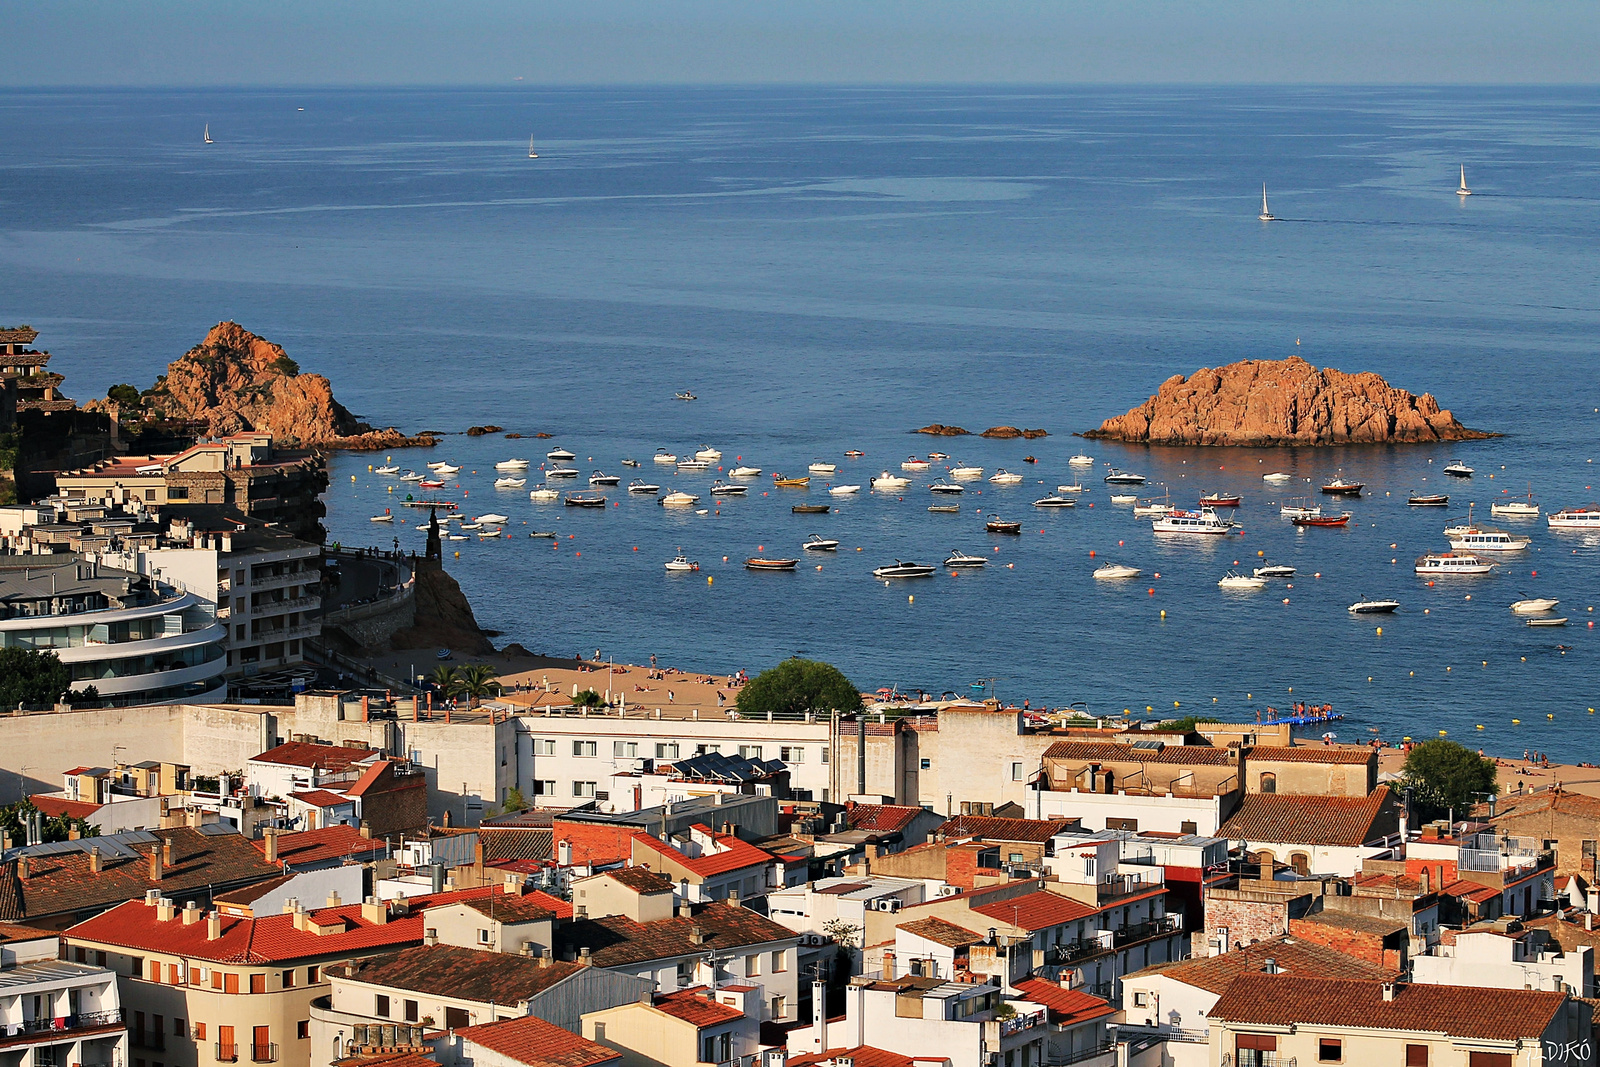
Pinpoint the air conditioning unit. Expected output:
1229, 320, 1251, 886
935, 885, 961, 898
873, 898, 901, 912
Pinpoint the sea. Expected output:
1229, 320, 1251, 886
3, 86, 1600, 753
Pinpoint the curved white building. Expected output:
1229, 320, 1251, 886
0, 557, 226, 705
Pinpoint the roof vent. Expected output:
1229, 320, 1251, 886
1262, 957, 1278, 974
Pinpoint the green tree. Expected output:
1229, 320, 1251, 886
429, 665, 459, 691
573, 688, 605, 709
1164, 715, 1221, 733
1401, 739, 1497, 821
106, 383, 143, 407
736, 658, 863, 719
0, 648, 74, 708
498, 785, 529, 816
0, 799, 98, 844
449, 664, 500, 706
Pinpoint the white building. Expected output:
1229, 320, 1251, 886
246, 740, 381, 802
1411, 923, 1593, 996
1, 926, 127, 1067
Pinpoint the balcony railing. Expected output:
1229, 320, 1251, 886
1113, 915, 1180, 947
1, 1009, 123, 1039
1057, 1041, 1115, 1065
217, 1043, 239, 1062
252, 1043, 279, 1063
1047, 937, 1110, 964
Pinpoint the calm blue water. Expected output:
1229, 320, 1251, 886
4, 86, 1600, 751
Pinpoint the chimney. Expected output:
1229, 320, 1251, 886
264, 828, 279, 865
1263, 957, 1278, 975
424, 928, 438, 947
207, 910, 222, 941
689, 925, 706, 945
145, 888, 160, 905
678, 903, 694, 919
89, 846, 102, 874
558, 840, 572, 865
1419, 868, 1431, 894
327, 891, 343, 909
360, 821, 372, 839
183, 900, 202, 925
1587, 913, 1594, 933
162, 839, 173, 868
68, 826, 79, 841
1382, 982, 1397, 1002
362, 895, 389, 925
149, 846, 163, 882
156, 897, 176, 922
16, 855, 28, 879
882, 950, 896, 980
579, 945, 592, 965
728, 888, 742, 910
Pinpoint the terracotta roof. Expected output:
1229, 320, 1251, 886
477, 828, 554, 863
336, 1054, 439, 1067
846, 805, 924, 834
289, 790, 352, 807
259, 825, 388, 868
214, 874, 295, 907
1042, 741, 1236, 765
251, 741, 379, 772
595, 866, 674, 893
526, 889, 573, 919
455, 893, 555, 924
347, 760, 422, 798
554, 901, 793, 967
0, 328, 39, 345
1292, 911, 1407, 938
333, 943, 587, 1004
29, 796, 103, 821
1131, 936, 1394, 995
1209, 974, 1566, 1040
970, 891, 1099, 932
0, 826, 281, 922
934, 816, 1070, 843
787, 1049, 920, 1067
458, 1014, 618, 1067
896, 916, 984, 948
0, 922, 60, 944
1247, 746, 1374, 765
1440, 878, 1502, 904
1010, 978, 1117, 1026
632, 828, 776, 879
1491, 789, 1600, 823
1520, 911, 1600, 952
1219, 785, 1396, 847
652, 988, 745, 1027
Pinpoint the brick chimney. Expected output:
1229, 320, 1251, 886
207, 910, 222, 940
360, 822, 372, 839
264, 828, 278, 865
162, 838, 174, 868
89, 846, 102, 874
148, 846, 163, 882
16, 855, 28, 879
881, 950, 896, 980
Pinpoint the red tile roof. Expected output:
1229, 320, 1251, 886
1011, 978, 1117, 1026
788, 1049, 920, 1067
896, 916, 984, 948
935, 816, 1070, 843
1042, 741, 1237, 766
454, 893, 556, 923
331, 943, 589, 1003
554, 901, 794, 968
258, 825, 388, 868
1209, 974, 1566, 1040
592, 866, 674, 894
458, 1012, 619, 1067
1130, 936, 1395, 994
289, 790, 352, 807
29, 796, 102, 821
1219, 785, 1396, 847
348, 760, 426, 798
846, 804, 923, 834
970, 891, 1099, 931
1440, 878, 1502, 904
251, 741, 378, 772
1247, 746, 1375, 765
632, 828, 776, 879
652, 988, 746, 1027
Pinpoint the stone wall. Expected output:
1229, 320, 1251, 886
323, 581, 416, 651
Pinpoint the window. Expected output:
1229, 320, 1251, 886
190, 966, 205, 984
779, 746, 804, 763
919, 758, 931, 770
738, 745, 763, 759
770, 995, 786, 1020
444, 1007, 470, 1030
297, 1022, 309, 1040
168, 963, 181, 984
404, 1000, 419, 1023
375, 995, 390, 1018
194, 1023, 206, 1040
771, 950, 787, 972
820, 747, 829, 764
149, 960, 162, 982
656, 742, 679, 759
533, 780, 556, 796
75, 947, 86, 963
1008, 852, 1024, 863
1259, 772, 1277, 794
1132, 992, 1147, 1007
573, 740, 597, 757
572, 781, 597, 798
1180, 821, 1198, 835
745, 954, 760, 977
696, 744, 721, 755
1011, 762, 1024, 781
478, 929, 492, 944
307, 967, 319, 984
533, 739, 555, 756
1107, 817, 1139, 832
281, 970, 295, 988
702, 1033, 731, 1064
1406, 1047, 1429, 1067
1467, 1055, 1511, 1067
249, 974, 266, 994
1318, 1038, 1342, 1063
614, 741, 638, 758
174, 1018, 186, 1036
594, 1023, 606, 1041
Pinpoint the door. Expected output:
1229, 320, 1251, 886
219, 1025, 236, 1062
253, 1025, 271, 1062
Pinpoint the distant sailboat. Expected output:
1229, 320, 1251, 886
1258, 184, 1276, 221
204, 124, 213, 145
528, 135, 537, 159
1457, 164, 1471, 196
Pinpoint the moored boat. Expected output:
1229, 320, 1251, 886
1218, 572, 1266, 590
1449, 526, 1531, 552
989, 469, 1023, 485
1443, 460, 1474, 477
493, 477, 526, 489
1511, 597, 1559, 614
1415, 552, 1495, 575
1104, 468, 1146, 485
985, 515, 1022, 534
1408, 493, 1449, 507
1069, 453, 1095, 467
804, 534, 839, 551
546, 465, 580, 478
730, 465, 763, 477
772, 474, 810, 487
1200, 492, 1241, 507
872, 561, 937, 579
928, 481, 964, 495
1033, 496, 1076, 508
709, 481, 747, 495
1293, 513, 1350, 527
547, 447, 576, 461
660, 491, 699, 507
1547, 506, 1600, 529
495, 459, 530, 471
872, 472, 911, 489
949, 463, 984, 479
590, 470, 620, 486
1254, 563, 1296, 578
808, 461, 837, 475
902, 457, 932, 472
628, 479, 661, 494
528, 486, 559, 500
654, 449, 678, 465
1152, 506, 1235, 535
1262, 472, 1292, 483
665, 555, 699, 572
944, 550, 986, 568
792, 504, 831, 514
746, 557, 799, 571
1093, 563, 1141, 579
1321, 478, 1363, 496
829, 484, 861, 495
1348, 597, 1400, 614
928, 504, 961, 514
563, 493, 607, 508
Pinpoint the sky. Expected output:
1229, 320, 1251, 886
2, 0, 1598, 86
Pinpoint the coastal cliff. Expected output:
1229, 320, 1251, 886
1083, 357, 1495, 446
88, 322, 433, 450
390, 561, 496, 655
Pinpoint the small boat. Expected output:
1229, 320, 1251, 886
1253, 564, 1296, 578
809, 462, 837, 475
695, 446, 722, 461
1110, 494, 1139, 504
529, 531, 556, 538
928, 481, 964, 495
1548, 506, 1600, 529
528, 135, 538, 159
204, 123, 213, 144
1133, 495, 1176, 517
872, 561, 936, 579
845, 450, 865, 458
426, 460, 452, 469
1491, 494, 1540, 517
547, 448, 576, 461
730, 466, 762, 477
928, 504, 961, 514
676, 459, 712, 471
793, 504, 831, 514
654, 449, 678, 465
1200, 493, 1241, 507
401, 499, 459, 510
1457, 164, 1472, 196
804, 534, 839, 552
1321, 478, 1363, 496
1293, 513, 1350, 528
458, 522, 482, 530
547, 466, 580, 478
628, 479, 662, 494
399, 470, 424, 481
872, 472, 910, 490
1443, 460, 1474, 477
375, 464, 399, 475
493, 477, 526, 489
1262, 472, 1293, 483
745, 557, 799, 571
1511, 598, 1559, 614
676, 391, 697, 401
665, 555, 699, 572
1281, 499, 1321, 519
418, 479, 446, 489
1218, 572, 1267, 590
1528, 617, 1568, 627
772, 474, 810, 487
949, 463, 984, 479
1153, 507, 1236, 534
1104, 468, 1147, 485
590, 471, 621, 486
1348, 598, 1400, 614
660, 491, 699, 507
1408, 493, 1449, 507
928, 451, 950, 460
1032, 496, 1076, 508
446, 534, 467, 541
709, 481, 748, 495
621, 458, 641, 468
432, 463, 462, 475
564, 493, 607, 508
902, 457, 932, 472
1415, 552, 1495, 575
473, 513, 510, 525
1069, 454, 1095, 467
1056, 481, 1086, 494
985, 516, 1022, 535
529, 486, 559, 501
944, 551, 987, 568
829, 484, 861, 496
495, 459, 530, 471
1258, 183, 1276, 221
989, 469, 1023, 485
1449, 527, 1531, 552
369, 514, 393, 523
1093, 563, 1141, 579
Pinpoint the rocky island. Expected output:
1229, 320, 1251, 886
1083, 356, 1495, 447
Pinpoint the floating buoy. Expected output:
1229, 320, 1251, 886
1159, 610, 1166, 618
633, 546, 638, 551
1258, 550, 1265, 557
1465, 594, 1471, 600
1314, 572, 1321, 578
1409, 670, 1414, 676
1376, 627, 1383, 635
723, 555, 729, 561
575, 551, 580, 557
1090, 550, 1096, 557
1368, 677, 1372, 681
1283, 598, 1290, 604
351, 474, 357, 482
454, 551, 459, 558
1149, 588, 1155, 595
1118, 540, 1124, 547
707, 576, 713, 585
1549, 714, 1556, 720
1439, 729, 1448, 736
1007, 563, 1014, 568
1477, 724, 1484, 730
908, 595, 914, 603
1512, 718, 1521, 724
1424, 608, 1430, 614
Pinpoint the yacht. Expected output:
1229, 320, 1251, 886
493, 477, 526, 489
589, 471, 621, 486
873, 561, 937, 579
804, 534, 839, 552
432, 463, 461, 475
1415, 552, 1495, 575
664, 555, 699, 572
654, 449, 678, 465
1348, 597, 1400, 614
872, 472, 911, 490
809, 462, 837, 475
660, 491, 699, 507
1262, 472, 1293, 483
1253, 563, 1297, 578
1321, 478, 1364, 496
730, 465, 763, 477
902, 457, 932, 472
399, 470, 424, 481
1511, 597, 1560, 614
375, 464, 399, 475
1152, 507, 1236, 535
695, 446, 722, 461
1069, 454, 1095, 467
1457, 164, 1472, 196
1056, 481, 1086, 494
495, 459, 530, 471
546, 465, 580, 478
1093, 563, 1142, 579
829, 484, 862, 496
944, 551, 987, 568
472, 513, 510, 525
547, 448, 576, 461
929, 480, 965, 495
949, 463, 984, 479
1443, 460, 1474, 477
1449, 527, 1531, 552
628, 479, 661, 494
204, 123, 213, 144
1104, 469, 1147, 485
564, 493, 607, 508
989, 469, 1023, 485
709, 481, 748, 495
1033, 495, 1077, 508
676, 459, 712, 471
1218, 572, 1267, 590
1547, 506, 1600, 529
1258, 184, 1276, 221
528, 486, 559, 501
1491, 492, 1540, 518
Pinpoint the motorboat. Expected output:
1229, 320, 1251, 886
1547, 506, 1600, 529
1321, 478, 1364, 496
1200, 492, 1241, 507
792, 504, 831, 514
432, 463, 461, 476
1449, 527, 1531, 552
676, 459, 712, 471
1408, 494, 1449, 507
426, 461, 453, 470
985, 516, 1023, 534
654, 449, 678, 465
1104, 469, 1147, 485
547, 448, 576, 461
902, 457, 932, 472
1033, 496, 1077, 508
872, 561, 937, 579
1293, 513, 1350, 527
1443, 460, 1474, 477
628, 479, 661, 494
660, 491, 699, 507
745, 557, 799, 571
369, 513, 393, 523
1056, 481, 1086, 494
845, 450, 865, 458
989, 469, 1023, 485
664, 555, 699, 572
590, 470, 620, 486
1110, 494, 1139, 504
1280, 499, 1321, 519
809, 462, 837, 475
928, 481, 964, 494
418, 479, 446, 489
493, 477, 526, 489
458, 522, 482, 530
772, 474, 810, 487
1069, 454, 1095, 467
1349, 598, 1400, 614
399, 470, 424, 481
1132, 501, 1176, 518
1528, 617, 1569, 627
446, 534, 467, 541
928, 451, 950, 460
1254, 564, 1296, 578
928, 505, 961, 514
495, 459, 530, 471
1218, 572, 1267, 590
949, 463, 984, 479
546, 465, 580, 478
804, 534, 839, 551
621, 458, 641, 468
473, 513, 509, 525
1511, 598, 1560, 614
1262, 472, 1293, 483
944, 551, 987, 568
529, 486, 559, 501
1093, 563, 1141, 579
1491, 493, 1540, 517
564, 493, 607, 508
730, 466, 763, 477
676, 391, 696, 401
1152, 507, 1236, 535
709, 481, 748, 495
695, 446, 722, 461
872, 472, 911, 490
829, 485, 861, 496
375, 464, 399, 475
529, 531, 556, 538
1415, 552, 1495, 575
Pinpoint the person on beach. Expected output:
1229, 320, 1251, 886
668, 690, 675, 703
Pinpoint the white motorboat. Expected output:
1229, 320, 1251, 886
1110, 494, 1139, 504
375, 464, 399, 475
628, 479, 661, 494
708, 480, 748, 495
902, 457, 932, 471
547, 448, 576, 461
590, 471, 621, 486
1443, 460, 1474, 477
928, 481, 964, 494
1104, 468, 1146, 485
695, 446, 722, 461
676, 459, 712, 471
1152, 507, 1236, 535
1415, 552, 1495, 575
1527, 617, 1568, 627
809, 462, 837, 475
493, 477, 526, 489
872, 472, 911, 490
446, 534, 467, 541
928, 451, 950, 460
426, 461, 452, 470
458, 523, 482, 531
1254, 564, 1297, 578
1093, 563, 1141, 579
1033, 496, 1077, 508
1449, 527, 1531, 552
1218, 572, 1267, 590
1280, 500, 1322, 519
528, 486, 559, 501
989, 469, 1023, 485
873, 561, 937, 579
654, 449, 678, 465
621, 458, 641, 468
660, 491, 699, 507
546, 465, 580, 478
1069, 454, 1095, 467
944, 551, 987, 568
1491, 492, 1540, 518
1056, 481, 1086, 494
804, 534, 840, 552
369, 514, 393, 523
1262, 472, 1293, 483
730, 466, 762, 477
829, 484, 862, 496
399, 470, 424, 481
1547, 506, 1600, 529
664, 555, 699, 572
928, 504, 960, 514
845, 450, 864, 457
1259, 183, 1276, 221
949, 463, 984, 479
1457, 164, 1472, 196
1348, 598, 1400, 614
1511, 598, 1560, 614
432, 463, 461, 476
473, 513, 509, 525
1133, 499, 1176, 517
495, 459, 530, 471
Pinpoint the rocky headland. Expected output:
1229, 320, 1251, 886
1083, 356, 1495, 447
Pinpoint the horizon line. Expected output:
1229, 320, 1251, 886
5, 80, 1600, 93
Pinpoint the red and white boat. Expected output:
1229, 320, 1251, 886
419, 479, 446, 489
1200, 492, 1241, 507
1293, 513, 1351, 527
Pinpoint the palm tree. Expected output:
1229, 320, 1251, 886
429, 665, 459, 692
450, 664, 500, 707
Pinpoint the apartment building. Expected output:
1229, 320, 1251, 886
0, 922, 127, 1067
581, 987, 759, 1067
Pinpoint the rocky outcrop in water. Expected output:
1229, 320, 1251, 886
915, 424, 971, 436
1083, 356, 1495, 446
981, 426, 1049, 439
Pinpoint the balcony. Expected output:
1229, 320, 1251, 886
217, 1043, 238, 1062
251, 569, 319, 588
1047, 937, 1111, 964
252, 1043, 279, 1063
1113, 915, 1180, 947
0, 1009, 124, 1043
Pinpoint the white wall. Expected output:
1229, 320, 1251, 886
1035, 790, 1227, 835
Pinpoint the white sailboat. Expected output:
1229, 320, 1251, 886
1457, 164, 1471, 196
528, 136, 538, 159
204, 124, 213, 145
1258, 184, 1276, 221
